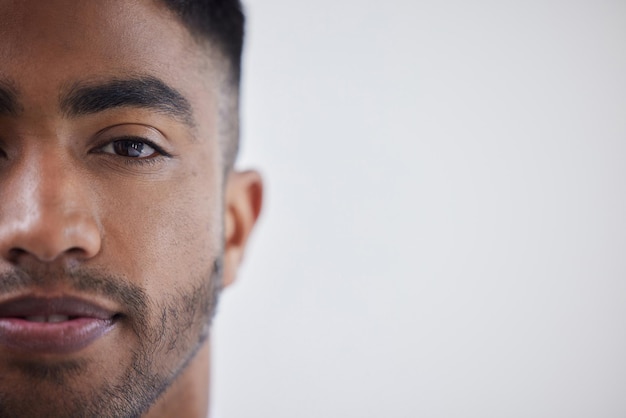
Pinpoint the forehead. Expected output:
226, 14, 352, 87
0, 0, 217, 120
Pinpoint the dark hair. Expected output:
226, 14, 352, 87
159, 0, 245, 169
160, 0, 245, 84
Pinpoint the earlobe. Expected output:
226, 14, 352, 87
223, 170, 263, 288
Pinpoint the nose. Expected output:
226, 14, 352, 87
0, 151, 102, 265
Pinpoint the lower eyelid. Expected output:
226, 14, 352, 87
121, 155, 167, 167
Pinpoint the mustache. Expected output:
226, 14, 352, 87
0, 267, 148, 316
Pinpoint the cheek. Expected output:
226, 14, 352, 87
97, 168, 223, 294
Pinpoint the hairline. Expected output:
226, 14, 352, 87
155, 0, 243, 171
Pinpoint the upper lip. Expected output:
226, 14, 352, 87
0, 296, 116, 319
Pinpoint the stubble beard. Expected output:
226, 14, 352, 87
0, 258, 223, 418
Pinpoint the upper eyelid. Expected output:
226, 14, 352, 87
93, 122, 170, 142
93, 121, 174, 157
93, 122, 172, 147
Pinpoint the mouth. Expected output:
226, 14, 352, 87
0, 296, 120, 355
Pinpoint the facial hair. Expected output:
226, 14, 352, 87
0, 259, 223, 418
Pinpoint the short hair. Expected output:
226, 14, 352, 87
159, 0, 245, 169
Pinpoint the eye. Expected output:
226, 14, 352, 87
101, 139, 159, 158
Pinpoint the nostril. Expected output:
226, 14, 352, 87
0, 211, 102, 264
7, 248, 28, 264
9, 246, 94, 264
66, 247, 91, 258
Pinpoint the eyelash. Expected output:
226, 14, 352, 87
99, 136, 173, 166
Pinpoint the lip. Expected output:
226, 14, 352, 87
0, 296, 118, 354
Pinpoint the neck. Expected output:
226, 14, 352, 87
144, 339, 212, 418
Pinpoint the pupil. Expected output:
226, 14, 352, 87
114, 140, 144, 157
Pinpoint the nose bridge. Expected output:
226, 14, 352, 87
0, 144, 102, 263
33, 148, 77, 215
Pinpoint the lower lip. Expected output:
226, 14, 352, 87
0, 318, 115, 354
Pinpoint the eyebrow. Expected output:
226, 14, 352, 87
60, 76, 194, 126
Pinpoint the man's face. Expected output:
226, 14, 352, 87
0, 1, 241, 416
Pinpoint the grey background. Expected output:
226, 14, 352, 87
214, 1, 626, 417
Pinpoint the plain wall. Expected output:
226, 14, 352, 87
214, 1, 626, 417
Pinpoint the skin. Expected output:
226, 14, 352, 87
0, 1, 262, 417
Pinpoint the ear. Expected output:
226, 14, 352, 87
223, 170, 263, 288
